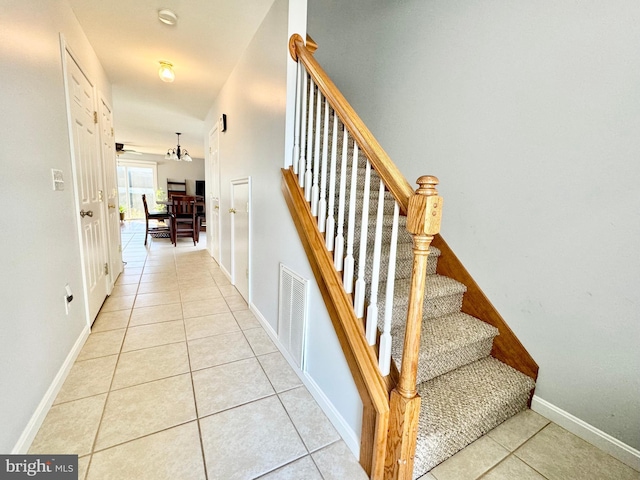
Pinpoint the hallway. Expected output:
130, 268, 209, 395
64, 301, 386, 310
26, 223, 639, 480
27, 222, 368, 479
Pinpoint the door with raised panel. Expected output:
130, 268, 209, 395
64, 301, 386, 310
99, 97, 122, 290
64, 49, 109, 322
230, 179, 250, 302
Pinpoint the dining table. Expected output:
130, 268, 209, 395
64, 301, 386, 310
156, 196, 205, 213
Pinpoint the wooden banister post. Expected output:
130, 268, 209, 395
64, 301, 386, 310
385, 176, 443, 480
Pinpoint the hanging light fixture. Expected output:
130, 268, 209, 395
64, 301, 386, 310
158, 61, 175, 82
165, 133, 192, 162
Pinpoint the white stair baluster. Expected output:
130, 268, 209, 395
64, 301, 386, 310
325, 112, 338, 251
311, 89, 322, 216
298, 68, 308, 186
304, 80, 314, 201
366, 179, 386, 345
334, 126, 349, 272
343, 143, 359, 294
379, 201, 400, 376
317, 99, 330, 232
292, 61, 302, 175
354, 160, 371, 318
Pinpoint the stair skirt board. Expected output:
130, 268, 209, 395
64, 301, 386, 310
414, 357, 535, 477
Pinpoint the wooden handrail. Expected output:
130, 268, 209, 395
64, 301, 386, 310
289, 34, 414, 215
282, 168, 390, 480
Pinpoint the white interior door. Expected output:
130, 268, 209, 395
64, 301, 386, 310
99, 97, 122, 290
64, 49, 109, 322
207, 126, 221, 262
230, 179, 250, 302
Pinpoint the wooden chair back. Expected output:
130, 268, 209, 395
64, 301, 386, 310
170, 195, 199, 246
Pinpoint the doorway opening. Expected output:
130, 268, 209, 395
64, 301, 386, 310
117, 161, 159, 219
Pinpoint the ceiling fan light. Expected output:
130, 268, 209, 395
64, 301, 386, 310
158, 61, 175, 82
158, 9, 178, 26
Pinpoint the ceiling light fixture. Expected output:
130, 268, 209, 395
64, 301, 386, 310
158, 61, 175, 82
165, 133, 192, 162
158, 9, 178, 26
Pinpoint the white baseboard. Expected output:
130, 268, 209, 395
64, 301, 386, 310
12, 325, 91, 454
249, 303, 361, 458
220, 264, 232, 283
531, 395, 640, 471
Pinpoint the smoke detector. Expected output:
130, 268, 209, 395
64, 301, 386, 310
158, 9, 178, 26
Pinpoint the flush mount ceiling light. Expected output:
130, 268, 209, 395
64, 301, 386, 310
165, 133, 192, 162
158, 61, 175, 82
158, 9, 178, 25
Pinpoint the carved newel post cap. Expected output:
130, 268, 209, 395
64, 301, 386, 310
415, 176, 439, 196
288, 33, 304, 61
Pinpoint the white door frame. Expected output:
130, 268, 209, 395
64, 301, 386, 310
230, 177, 251, 303
207, 125, 221, 262
98, 94, 122, 292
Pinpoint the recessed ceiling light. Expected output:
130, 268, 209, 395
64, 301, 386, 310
158, 9, 177, 26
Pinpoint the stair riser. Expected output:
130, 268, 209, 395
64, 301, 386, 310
353, 253, 438, 283
380, 292, 464, 331
413, 358, 535, 478
393, 337, 495, 385
414, 390, 530, 475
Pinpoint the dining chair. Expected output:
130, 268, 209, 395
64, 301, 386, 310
142, 194, 170, 245
170, 195, 199, 246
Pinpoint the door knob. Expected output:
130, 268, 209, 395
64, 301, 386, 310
108, 204, 116, 209
228, 208, 236, 214
214, 205, 220, 210
80, 210, 94, 218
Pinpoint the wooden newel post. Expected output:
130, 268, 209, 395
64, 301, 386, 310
385, 175, 443, 480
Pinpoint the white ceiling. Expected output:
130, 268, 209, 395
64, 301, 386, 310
68, 0, 276, 158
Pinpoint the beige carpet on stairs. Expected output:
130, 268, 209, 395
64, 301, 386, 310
306, 101, 535, 478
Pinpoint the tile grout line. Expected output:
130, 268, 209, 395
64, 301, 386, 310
508, 422, 554, 480
82, 240, 147, 479
180, 265, 211, 480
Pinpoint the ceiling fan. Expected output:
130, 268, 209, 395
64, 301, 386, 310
115, 143, 142, 156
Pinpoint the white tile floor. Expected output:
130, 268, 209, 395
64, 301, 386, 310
28, 222, 368, 480
28, 221, 640, 480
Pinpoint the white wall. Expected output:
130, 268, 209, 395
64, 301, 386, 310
0, 0, 111, 452
309, 0, 640, 450
204, 0, 364, 449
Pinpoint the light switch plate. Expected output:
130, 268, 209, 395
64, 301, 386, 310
52, 169, 64, 191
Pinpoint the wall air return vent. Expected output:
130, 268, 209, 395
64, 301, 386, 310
278, 264, 309, 370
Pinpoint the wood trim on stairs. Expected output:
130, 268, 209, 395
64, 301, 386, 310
282, 167, 389, 480
432, 234, 539, 381
289, 34, 414, 215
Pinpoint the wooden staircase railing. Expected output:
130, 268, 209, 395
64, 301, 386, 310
288, 34, 414, 215
285, 34, 537, 480
287, 33, 440, 480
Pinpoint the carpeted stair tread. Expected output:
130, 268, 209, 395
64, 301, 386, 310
353, 244, 440, 284
413, 357, 535, 477
391, 312, 499, 383
378, 275, 466, 329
